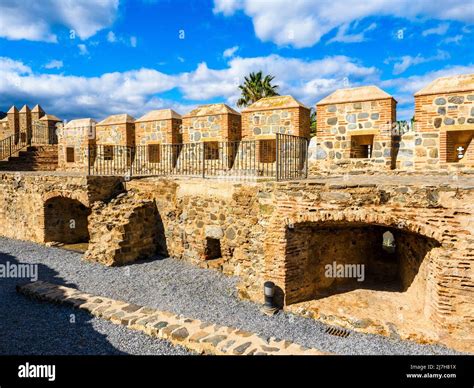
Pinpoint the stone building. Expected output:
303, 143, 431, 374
180, 104, 241, 172
134, 109, 182, 172
241, 95, 310, 165
313, 86, 397, 173
0, 104, 61, 144
57, 118, 97, 172
93, 114, 135, 173
413, 73, 474, 170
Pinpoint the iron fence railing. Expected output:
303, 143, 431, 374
87, 134, 308, 181
0, 134, 28, 161
0, 122, 59, 161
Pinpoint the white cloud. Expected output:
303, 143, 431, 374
213, 0, 474, 47
0, 0, 119, 42
107, 31, 117, 43
223, 46, 239, 58
44, 60, 64, 69
386, 50, 450, 74
177, 56, 185, 63
381, 64, 474, 119
422, 23, 450, 36
327, 22, 377, 44
0, 54, 378, 119
78, 44, 89, 56
130, 36, 137, 48
442, 34, 463, 44
177, 54, 378, 106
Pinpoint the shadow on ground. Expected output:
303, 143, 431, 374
0, 249, 127, 355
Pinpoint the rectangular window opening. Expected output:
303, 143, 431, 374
66, 147, 75, 163
205, 237, 222, 260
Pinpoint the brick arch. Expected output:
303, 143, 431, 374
275, 208, 444, 244
262, 208, 445, 307
42, 194, 91, 244
42, 191, 89, 207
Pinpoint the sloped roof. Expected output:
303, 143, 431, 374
184, 103, 240, 118
136, 109, 182, 122
39, 114, 61, 122
415, 73, 474, 96
31, 104, 45, 113
242, 95, 309, 112
97, 114, 135, 125
19, 104, 31, 113
7, 106, 18, 114
64, 118, 97, 128
317, 86, 393, 105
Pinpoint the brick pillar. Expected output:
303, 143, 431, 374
19, 105, 31, 144
6, 106, 19, 142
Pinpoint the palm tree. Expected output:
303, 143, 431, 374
236, 71, 279, 108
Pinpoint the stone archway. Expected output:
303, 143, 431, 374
43, 196, 91, 244
283, 220, 441, 305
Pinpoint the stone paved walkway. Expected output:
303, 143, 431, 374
18, 281, 325, 356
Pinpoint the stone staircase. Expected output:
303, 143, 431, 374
0, 145, 58, 171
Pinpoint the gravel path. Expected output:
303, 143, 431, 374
0, 237, 464, 355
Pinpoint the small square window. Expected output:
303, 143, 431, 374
204, 142, 219, 160
103, 145, 114, 161
148, 144, 161, 163
259, 139, 276, 163
205, 237, 222, 260
66, 147, 75, 163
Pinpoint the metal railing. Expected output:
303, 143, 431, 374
0, 122, 59, 161
87, 134, 308, 181
0, 134, 28, 161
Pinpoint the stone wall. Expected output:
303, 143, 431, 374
182, 113, 241, 143
0, 172, 472, 350
242, 106, 310, 140
84, 190, 163, 266
313, 97, 397, 174
414, 90, 474, 170
135, 118, 182, 145
0, 173, 122, 243
122, 176, 473, 351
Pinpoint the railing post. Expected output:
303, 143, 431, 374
202, 142, 205, 178
276, 134, 280, 181
87, 145, 91, 176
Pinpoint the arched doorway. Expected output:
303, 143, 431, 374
284, 221, 441, 305
44, 197, 90, 244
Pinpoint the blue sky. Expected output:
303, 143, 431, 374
0, 0, 473, 120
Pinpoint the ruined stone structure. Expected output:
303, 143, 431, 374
1, 73, 474, 354
312, 86, 397, 173
57, 118, 97, 172
412, 73, 474, 171
2, 172, 471, 351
